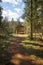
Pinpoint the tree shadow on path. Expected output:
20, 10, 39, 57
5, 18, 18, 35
0, 36, 40, 65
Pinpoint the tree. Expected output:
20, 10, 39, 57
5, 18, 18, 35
23, 0, 43, 39
22, 21, 30, 34
30, 0, 33, 39
41, 0, 43, 35
23, 0, 34, 39
0, 0, 3, 27
11, 18, 16, 33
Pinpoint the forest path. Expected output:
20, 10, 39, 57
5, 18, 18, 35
6, 36, 35, 65
0, 34, 43, 65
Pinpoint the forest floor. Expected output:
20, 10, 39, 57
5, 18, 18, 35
0, 34, 43, 65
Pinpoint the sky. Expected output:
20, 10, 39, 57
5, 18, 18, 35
0, 0, 25, 21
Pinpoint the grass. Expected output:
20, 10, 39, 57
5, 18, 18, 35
21, 38, 43, 65
0, 34, 16, 51
22, 39, 38, 43
0, 34, 16, 65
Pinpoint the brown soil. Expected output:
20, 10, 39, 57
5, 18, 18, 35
0, 36, 43, 65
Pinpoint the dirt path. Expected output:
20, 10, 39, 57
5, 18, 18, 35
1, 34, 43, 65
0, 36, 37, 65
6, 37, 34, 65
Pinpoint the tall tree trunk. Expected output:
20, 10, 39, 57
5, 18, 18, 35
41, 0, 43, 35
30, 0, 38, 39
34, 0, 38, 38
30, 0, 33, 39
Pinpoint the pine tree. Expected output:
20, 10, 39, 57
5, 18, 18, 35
23, 0, 34, 39
41, 0, 43, 34
23, 0, 40, 39
0, 0, 3, 27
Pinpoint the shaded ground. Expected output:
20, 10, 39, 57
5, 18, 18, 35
0, 34, 43, 65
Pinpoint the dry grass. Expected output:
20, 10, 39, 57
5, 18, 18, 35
21, 39, 43, 65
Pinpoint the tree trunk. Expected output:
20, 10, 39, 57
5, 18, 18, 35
30, 0, 33, 39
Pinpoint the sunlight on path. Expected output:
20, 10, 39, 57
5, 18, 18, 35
10, 53, 43, 65
10, 34, 28, 37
